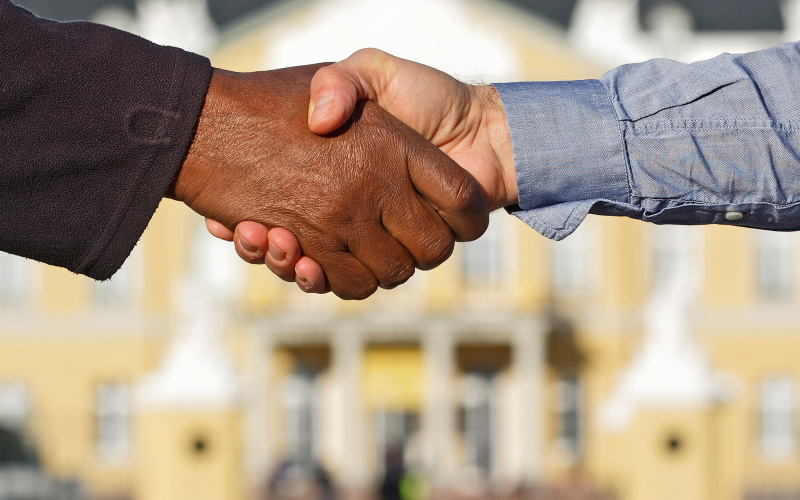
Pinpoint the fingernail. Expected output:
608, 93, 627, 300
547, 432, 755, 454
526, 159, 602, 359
240, 236, 258, 254
296, 272, 311, 290
268, 241, 286, 262
310, 96, 333, 124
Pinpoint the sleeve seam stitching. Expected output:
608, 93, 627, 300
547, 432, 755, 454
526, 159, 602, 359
76, 50, 185, 276
598, 80, 636, 207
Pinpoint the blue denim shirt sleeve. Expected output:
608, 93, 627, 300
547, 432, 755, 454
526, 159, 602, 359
494, 41, 800, 240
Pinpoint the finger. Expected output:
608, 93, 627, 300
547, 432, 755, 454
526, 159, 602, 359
407, 139, 489, 242
264, 227, 303, 282
315, 250, 379, 300
206, 218, 234, 241
234, 223, 269, 265
382, 194, 456, 271
347, 225, 416, 290
295, 256, 330, 294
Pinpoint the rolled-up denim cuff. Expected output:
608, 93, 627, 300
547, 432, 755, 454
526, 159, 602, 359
494, 80, 630, 240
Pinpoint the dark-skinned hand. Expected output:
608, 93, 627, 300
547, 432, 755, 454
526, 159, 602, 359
171, 64, 489, 299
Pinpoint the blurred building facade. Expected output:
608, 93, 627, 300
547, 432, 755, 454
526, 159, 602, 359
5, 1, 800, 500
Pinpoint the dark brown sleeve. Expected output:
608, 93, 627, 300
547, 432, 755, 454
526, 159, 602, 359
0, 0, 212, 279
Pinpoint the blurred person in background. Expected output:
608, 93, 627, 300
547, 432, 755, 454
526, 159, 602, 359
379, 444, 405, 500
264, 459, 336, 500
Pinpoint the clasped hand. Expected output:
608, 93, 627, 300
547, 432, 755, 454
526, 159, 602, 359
194, 51, 516, 298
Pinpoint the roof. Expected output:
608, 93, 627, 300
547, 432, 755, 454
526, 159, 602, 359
12, 0, 787, 33
13, 0, 137, 21
12, 0, 284, 27
639, 0, 784, 31
500, 0, 580, 28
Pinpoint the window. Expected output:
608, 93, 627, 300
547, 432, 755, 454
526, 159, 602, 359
96, 383, 131, 460
460, 216, 502, 285
0, 253, 30, 308
460, 373, 496, 475
756, 231, 794, 300
283, 371, 319, 472
550, 227, 588, 296
0, 382, 30, 432
759, 377, 796, 461
554, 372, 582, 459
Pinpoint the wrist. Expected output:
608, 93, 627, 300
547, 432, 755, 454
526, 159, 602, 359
169, 69, 227, 204
476, 85, 517, 207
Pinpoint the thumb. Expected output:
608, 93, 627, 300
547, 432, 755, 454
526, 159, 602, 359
308, 63, 363, 134
308, 49, 398, 134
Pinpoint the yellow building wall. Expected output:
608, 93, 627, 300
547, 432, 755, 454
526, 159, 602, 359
6, 3, 800, 500
703, 226, 754, 308
363, 347, 424, 412
619, 409, 718, 500
136, 411, 244, 500
0, 334, 163, 496
705, 333, 800, 495
0, 202, 185, 497
550, 223, 800, 500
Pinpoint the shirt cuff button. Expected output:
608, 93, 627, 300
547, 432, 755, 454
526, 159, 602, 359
725, 211, 745, 221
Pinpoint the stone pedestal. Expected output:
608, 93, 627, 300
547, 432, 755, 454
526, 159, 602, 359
136, 410, 244, 500
135, 285, 243, 500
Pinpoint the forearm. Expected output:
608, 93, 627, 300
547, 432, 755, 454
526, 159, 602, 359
496, 41, 800, 239
0, 0, 211, 279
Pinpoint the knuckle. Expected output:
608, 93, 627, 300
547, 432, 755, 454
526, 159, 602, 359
447, 173, 482, 215
349, 48, 397, 92
379, 260, 416, 289
351, 47, 386, 62
416, 230, 455, 270
314, 63, 336, 79
352, 281, 380, 301
314, 64, 340, 83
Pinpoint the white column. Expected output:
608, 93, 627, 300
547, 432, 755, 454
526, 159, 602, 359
422, 323, 455, 484
242, 328, 273, 489
513, 319, 546, 486
331, 324, 366, 487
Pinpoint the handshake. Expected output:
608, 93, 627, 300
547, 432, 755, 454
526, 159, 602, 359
172, 49, 517, 299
